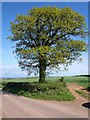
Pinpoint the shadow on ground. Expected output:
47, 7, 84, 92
81, 87, 90, 92
2, 89, 20, 97
82, 102, 90, 109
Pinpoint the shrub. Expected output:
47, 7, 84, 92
3, 80, 75, 101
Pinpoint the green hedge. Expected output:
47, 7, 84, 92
3, 80, 75, 101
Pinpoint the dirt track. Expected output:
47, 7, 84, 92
1, 83, 89, 118
67, 83, 87, 101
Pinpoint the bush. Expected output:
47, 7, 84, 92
3, 80, 75, 101
3, 81, 65, 93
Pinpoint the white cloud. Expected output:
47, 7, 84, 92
1, 64, 28, 78
1, 53, 88, 78
51, 60, 88, 76
1, 65, 18, 69
1, 60, 88, 78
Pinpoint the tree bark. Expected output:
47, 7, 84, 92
39, 59, 46, 83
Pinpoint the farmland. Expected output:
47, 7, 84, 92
1, 75, 89, 101
1, 75, 89, 87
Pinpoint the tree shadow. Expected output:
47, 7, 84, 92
0, 89, 2, 92
2, 89, 21, 97
82, 102, 90, 109
81, 87, 90, 92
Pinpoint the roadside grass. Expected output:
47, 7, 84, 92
3, 81, 75, 101
0, 84, 2, 88
3, 76, 89, 101
75, 90, 88, 99
0, 81, 3, 88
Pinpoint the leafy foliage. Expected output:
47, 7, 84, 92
3, 81, 75, 101
8, 6, 87, 82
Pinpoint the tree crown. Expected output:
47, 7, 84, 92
8, 6, 87, 76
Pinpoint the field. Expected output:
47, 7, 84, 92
2, 75, 89, 87
2, 75, 89, 101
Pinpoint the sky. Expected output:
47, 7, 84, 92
2, 0, 89, 2
1, 2, 88, 78
0, 2, 2, 78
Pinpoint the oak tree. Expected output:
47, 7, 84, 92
9, 7, 87, 82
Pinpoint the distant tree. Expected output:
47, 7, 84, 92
8, 7, 87, 83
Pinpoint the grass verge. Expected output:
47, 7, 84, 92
3, 81, 75, 101
75, 90, 88, 98
0, 83, 3, 88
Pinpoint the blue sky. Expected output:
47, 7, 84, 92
2, 2, 88, 78
0, 2, 2, 78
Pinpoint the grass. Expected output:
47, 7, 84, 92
2, 77, 38, 82
75, 90, 88, 99
3, 81, 75, 101
64, 76, 89, 87
2, 75, 89, 101
0, 84, 2, 88
2, 76, 89, 87
0, 81, 3, 88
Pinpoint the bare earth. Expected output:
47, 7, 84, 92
0, 83, 88, 118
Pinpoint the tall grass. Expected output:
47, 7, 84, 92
3, 80, 75, 101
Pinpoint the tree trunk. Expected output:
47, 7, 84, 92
39, 59, 46, 83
